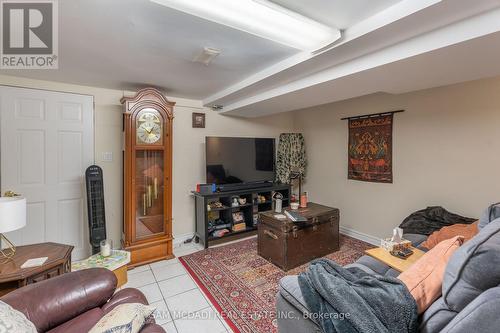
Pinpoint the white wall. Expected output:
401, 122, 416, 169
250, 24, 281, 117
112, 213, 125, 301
292, 76, 500, 239
5, 72, 499, 248
0, 75, 294, 250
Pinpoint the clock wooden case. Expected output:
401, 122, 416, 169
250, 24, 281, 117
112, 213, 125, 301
121, 88, 175, 267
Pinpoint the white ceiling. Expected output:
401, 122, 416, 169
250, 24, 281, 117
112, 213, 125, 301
0, 0, 410, 99
0, 0, 297, 98
209, 0, 500, 116
2, 0, 500, 115
224, 30, 500, 117
269, 0, 403, 29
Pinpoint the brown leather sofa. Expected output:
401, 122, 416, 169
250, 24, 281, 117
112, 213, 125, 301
0, 268, 165, 333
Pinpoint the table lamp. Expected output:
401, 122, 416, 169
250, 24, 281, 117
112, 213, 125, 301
0, 196, 26, 261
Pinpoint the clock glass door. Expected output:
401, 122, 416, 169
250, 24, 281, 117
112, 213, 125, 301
135, 150, 164, 239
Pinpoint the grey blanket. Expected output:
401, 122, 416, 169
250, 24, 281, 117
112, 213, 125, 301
298, 259, 418, 333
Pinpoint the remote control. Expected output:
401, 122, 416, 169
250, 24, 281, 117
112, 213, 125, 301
390, 248, 414, 259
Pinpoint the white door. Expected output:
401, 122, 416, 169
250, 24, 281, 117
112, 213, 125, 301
0, 86, 94, 259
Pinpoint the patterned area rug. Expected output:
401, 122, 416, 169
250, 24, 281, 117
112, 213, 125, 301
179, 235, 374, 333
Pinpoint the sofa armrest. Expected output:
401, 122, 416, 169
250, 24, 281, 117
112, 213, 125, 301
1, 268, 117, 332
102, 288, 149, 314
440, 287, 500, 333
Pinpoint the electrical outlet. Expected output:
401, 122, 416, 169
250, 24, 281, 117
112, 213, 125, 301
102, 152, 113, 162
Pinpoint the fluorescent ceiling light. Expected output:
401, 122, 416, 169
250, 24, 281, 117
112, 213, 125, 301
150, 0, 341, 51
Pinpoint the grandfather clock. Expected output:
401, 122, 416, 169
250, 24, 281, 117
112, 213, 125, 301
121, 88, 175, 267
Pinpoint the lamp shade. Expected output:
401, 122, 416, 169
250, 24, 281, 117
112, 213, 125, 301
0, 197, 26, 233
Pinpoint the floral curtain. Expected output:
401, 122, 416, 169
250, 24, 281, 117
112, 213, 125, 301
276, 133, 306, 183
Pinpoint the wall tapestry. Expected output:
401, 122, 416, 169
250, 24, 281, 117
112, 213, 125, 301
348, 114, 393, 183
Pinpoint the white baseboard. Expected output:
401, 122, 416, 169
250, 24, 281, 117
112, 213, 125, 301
173, 232, 195, 248
339, 225, 380, 246
174, 227, 380, 248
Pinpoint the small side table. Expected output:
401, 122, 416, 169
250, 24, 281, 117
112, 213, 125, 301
0, 242, 73, 297
364, 246, 425, 273
72, 250, 130, 288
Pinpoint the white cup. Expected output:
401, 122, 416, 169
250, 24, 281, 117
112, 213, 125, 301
100, 239, 112, 257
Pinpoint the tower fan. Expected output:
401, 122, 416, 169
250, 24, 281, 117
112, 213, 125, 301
85, 165, 107, 254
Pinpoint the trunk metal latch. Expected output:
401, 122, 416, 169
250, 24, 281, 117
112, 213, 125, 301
330, 215, 336, 227
312, 217, 319, 231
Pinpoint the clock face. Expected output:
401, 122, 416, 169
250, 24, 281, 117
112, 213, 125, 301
137, 121, 161, 144
136, 110, 162, 144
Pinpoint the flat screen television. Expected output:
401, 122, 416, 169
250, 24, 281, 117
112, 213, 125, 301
206, 136, 275, 185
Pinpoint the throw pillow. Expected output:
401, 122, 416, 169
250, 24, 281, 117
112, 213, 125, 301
89, 303, 156, 333
0, 300, 37, 333
420, 221, 478, 250
398, 236, 464, 314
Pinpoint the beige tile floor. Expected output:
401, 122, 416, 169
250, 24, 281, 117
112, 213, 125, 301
122, 241, 233, 333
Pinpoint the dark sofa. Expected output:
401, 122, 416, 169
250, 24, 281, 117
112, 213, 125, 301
0, 268, 165, 333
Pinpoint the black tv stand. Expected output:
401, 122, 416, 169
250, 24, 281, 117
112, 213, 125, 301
216, 181, 273, 193
192, 183, 291, 248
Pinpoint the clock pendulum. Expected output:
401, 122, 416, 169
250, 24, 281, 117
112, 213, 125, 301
143, 150, 148, 216
142, 150, 161, 216
153, 151, 158, 200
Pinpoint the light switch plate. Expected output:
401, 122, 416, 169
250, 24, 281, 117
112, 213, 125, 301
102, 152, 113, 162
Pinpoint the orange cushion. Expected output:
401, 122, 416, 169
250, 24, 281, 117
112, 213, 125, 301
398, 236, 464, 314
420, 221, 478, 250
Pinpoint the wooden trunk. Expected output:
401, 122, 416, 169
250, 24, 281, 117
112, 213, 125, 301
258, 203, 340, 271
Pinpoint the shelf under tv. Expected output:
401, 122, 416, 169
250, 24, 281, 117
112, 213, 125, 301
208, 226, 258, 241
193, 183, 291, 248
